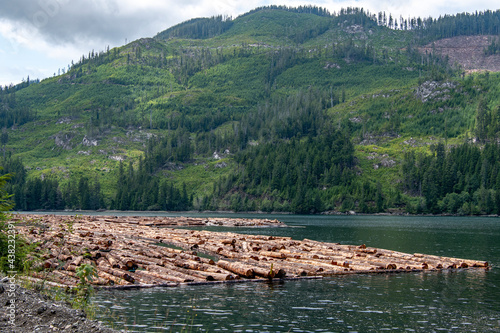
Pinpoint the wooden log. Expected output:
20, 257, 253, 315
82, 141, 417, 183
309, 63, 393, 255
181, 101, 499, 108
31, 271, 74, 286
64, 239, 100, 251
97, 271, 131, 286
198, 244, 223, 255
19, 276, 70, 289
198, 257, 216, 265
89, 251, 101, 260
56, 269, 109, 286
104, 254, 127, 270
113, 251, 165, 267
97, 261, 135, 283
285, 257, 351, 272
221, 238, 237, 245
263, 261, 309, 277
52, 270, 80, 286
142, 268, 186, 283
243, 260, 287, 278
260, 250, 286, 259
15, 213, 489, 287
111, 252, 138, 270
217, 260, 255, 278
70, 256, 83, 267
159, 262, 218, 282
57, 254, 73, 262
129, 270, 162, 285
173, 259, 203, 270
133, 270, 177, 285
412, 253, 487, 268
252, 266, 276, 279
150, 246, 175, 258
280, 259, 325, 276
43, 259, 59, 269
216, 248, 242, 259
146, 264, 203, 283
186, 261, 238, 277
182, 269, 234, 281
280, 249, 349, 263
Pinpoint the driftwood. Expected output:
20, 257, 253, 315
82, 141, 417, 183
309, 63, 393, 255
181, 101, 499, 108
13, 214, 490, 289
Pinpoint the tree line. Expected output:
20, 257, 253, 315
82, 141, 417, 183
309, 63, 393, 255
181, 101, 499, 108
156, 15, 234, 40
0, 158, 104, 211
0, 84, 36, 128
199, 129, 356, 214
0, 157, 190, 212
402, 142, 500, 215
113, 159, 190, 211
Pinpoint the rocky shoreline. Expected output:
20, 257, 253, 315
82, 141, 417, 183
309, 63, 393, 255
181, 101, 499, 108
0, 278, 117, 333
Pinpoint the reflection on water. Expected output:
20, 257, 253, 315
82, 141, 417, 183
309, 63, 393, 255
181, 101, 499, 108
89, 215, 500, 332
94, 271, 499, 332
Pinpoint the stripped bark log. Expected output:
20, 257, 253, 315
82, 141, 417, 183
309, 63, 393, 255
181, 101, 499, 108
14, 214, 490, 289
146, 264, 203, 283
133, 270, 177, 285
97, 261, 135, 283
217, 260, 255, 278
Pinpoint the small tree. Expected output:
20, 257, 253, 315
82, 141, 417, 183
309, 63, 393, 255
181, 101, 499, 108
1, 128, 7, 159
375, 181, 385, 213
0, 169, 24, 272
73, 263, 98, 309
475, 98, 489, 142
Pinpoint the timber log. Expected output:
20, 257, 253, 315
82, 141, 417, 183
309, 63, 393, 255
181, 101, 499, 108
14, 214, 489, 289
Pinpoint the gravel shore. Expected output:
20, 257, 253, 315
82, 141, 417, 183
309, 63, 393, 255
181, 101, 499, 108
0, 278, 117, 333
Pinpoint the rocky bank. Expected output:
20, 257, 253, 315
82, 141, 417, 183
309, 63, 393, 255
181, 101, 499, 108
0, 278, 117, 333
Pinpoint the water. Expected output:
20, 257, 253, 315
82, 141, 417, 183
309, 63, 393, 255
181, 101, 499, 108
90, 214, 500, 332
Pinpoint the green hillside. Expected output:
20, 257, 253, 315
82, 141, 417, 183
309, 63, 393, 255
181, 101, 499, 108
1, 6, 500, 214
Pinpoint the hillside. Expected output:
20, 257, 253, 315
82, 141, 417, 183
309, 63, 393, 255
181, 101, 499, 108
419, 35, 500, 72
1, 6, 500, 215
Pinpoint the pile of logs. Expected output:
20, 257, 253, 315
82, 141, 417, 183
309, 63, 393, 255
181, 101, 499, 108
13, 214, 489, 289
31, 215, 285, 227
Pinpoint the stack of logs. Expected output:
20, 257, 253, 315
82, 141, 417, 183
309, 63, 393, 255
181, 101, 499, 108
14, 214, 489, 289
34, 215, 285, 227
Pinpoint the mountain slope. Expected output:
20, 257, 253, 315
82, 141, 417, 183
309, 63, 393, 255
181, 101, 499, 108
1, 6, 500, 214
419, 35, 500, 72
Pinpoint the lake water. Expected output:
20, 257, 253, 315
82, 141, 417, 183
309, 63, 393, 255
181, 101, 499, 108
90, 214, 500, 332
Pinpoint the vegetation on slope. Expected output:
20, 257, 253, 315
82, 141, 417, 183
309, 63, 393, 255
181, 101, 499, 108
1, 6, 500, 214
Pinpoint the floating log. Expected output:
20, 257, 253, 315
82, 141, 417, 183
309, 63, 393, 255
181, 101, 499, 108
217, 260, 255, 278
146, 264, 202, 283
97, 261, 135, 283
13, 214, 490, 289
133, 270, 177, 285
104, 254, 127, 270
20, 276, 70, 289
260, 250, 286, 259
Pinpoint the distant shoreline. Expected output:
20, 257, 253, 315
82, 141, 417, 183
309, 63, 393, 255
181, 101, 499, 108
11, 210, 500, 218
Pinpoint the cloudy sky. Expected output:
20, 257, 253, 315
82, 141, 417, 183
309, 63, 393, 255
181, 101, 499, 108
0, 0, 498, 87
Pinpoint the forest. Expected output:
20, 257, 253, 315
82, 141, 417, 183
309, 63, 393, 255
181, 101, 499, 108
1, 6, 500, 214
402, 143, 500, 215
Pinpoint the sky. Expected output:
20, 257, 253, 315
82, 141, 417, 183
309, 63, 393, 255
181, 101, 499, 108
0, 0, 498, 87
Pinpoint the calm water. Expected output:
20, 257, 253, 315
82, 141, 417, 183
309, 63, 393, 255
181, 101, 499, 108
89, 214, 500, 332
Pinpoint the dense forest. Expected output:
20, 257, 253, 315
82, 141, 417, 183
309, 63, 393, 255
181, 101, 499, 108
0, 157, 190, 212
1, 6, 500, 214
154, 5, 500, 43
156, 15, 234, 40
402, 143, 500, 215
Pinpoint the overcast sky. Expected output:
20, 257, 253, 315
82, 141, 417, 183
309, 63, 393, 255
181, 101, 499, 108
0, 0, 498, 87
